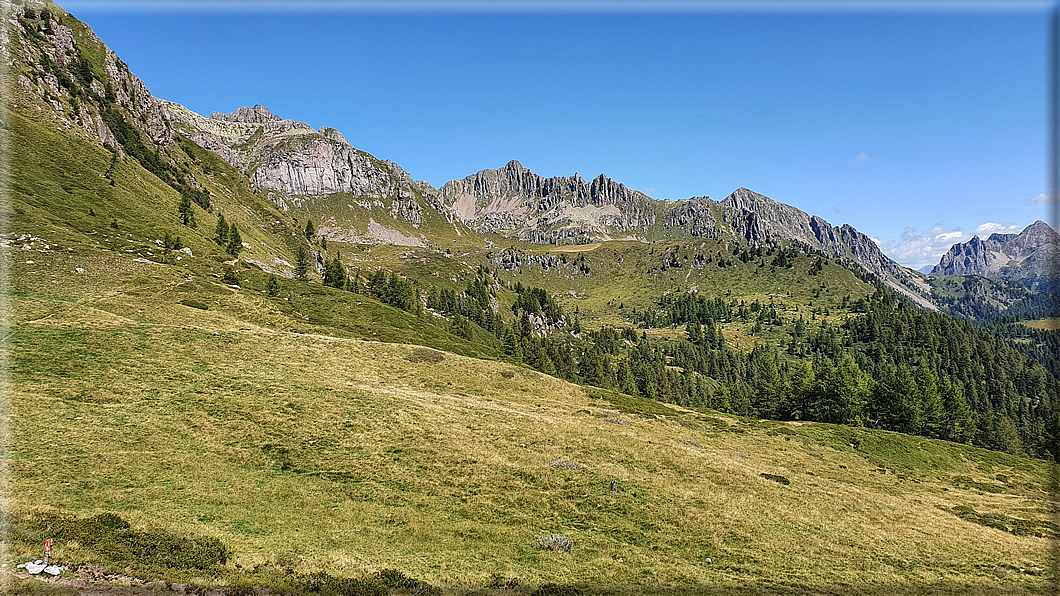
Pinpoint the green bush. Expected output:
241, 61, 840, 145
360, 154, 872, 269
760, 473, 790, 485
372, 568, 440, 594
13, 512, 230, 572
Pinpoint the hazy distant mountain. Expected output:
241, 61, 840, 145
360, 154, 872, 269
930, 221, 1058, 290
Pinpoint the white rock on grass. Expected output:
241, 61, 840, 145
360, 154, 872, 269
24, 562, 46, 574
43, 565, 62, 576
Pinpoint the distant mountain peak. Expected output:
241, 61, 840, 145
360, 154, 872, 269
929, 220, 1057, 290
208, 104, 282, 124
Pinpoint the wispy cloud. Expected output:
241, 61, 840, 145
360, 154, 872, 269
1026, 192, 1054, 206
974, 222, 1022, 235
849, 152, 869, 165
875, 225, 970, 270
831, 206, 842, 215
877, 221, 1028, 270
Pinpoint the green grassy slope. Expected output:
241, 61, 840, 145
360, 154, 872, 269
4, 244, 1058, 595
4, 6, 1057, 592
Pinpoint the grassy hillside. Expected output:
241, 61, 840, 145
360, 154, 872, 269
4, 248, 1058, 595
4, 6, 1058, 592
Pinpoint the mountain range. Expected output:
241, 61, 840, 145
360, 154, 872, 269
930, 220, 1058, 290
167, 100, 940, 308
6, 3, 1059, 593
10, 0, 1051, 317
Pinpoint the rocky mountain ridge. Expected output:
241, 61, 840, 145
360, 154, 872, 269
163, 102, 441, 218
8, 0, 933, 307
439, 160, 660, 244
930, 220, 1058, 290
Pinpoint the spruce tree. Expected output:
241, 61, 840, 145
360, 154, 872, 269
226, 223, 242, 256
178, 193, 195, 227
214, 214, 229, 246
294, 245, 310, 279
323, 253, 346, 288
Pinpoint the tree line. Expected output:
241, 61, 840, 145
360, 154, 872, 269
295, 252, 1058, 459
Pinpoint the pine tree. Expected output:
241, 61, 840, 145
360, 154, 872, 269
214, 214, 229, 245
178, 193, 195, 227
916, 365, 944, 438
226, 223, 243, 256
940, 376, 975, 443
265, 274, 280, 296
686, 321, 702, 345
323, 253, 346, 288
305, 219, 315, 240
294, 245, 310, 279
503, 328, 523, 360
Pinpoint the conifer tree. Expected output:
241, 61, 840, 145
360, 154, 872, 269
178, 193, 195, 227
226, 223, 242, 256
323, 253, 346, 288
294, 245, 310, 279
940, 376, 975, 443
916, 365, 944, 438
214, 214, 229, 245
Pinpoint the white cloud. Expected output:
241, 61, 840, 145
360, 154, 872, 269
974, 222, 1022, 235
875, 225, 971, 271
935, 230, 964, 242
1026, 192, 1053, 206
849, 152, 869, 165
877, 221, 1029, 270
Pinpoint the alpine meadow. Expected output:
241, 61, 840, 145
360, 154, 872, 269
2, 2, 1059, 595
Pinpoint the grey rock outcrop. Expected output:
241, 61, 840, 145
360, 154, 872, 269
209, 104, 282, 124
440, 160, 658, 243
163, 103, 440, 224
664, 197, 720, 239
722, 188, 821, 248
719, 188, 934, 308
930, 220, 1058, 289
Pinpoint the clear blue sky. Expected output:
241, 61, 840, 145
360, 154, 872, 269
61, 1, 1055, 269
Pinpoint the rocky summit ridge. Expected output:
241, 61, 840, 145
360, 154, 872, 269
930, 220, 1058, 290
10, 0, 935, 306
165, 102, 440, 216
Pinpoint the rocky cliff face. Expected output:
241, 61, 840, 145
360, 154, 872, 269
717, 188, 934, 308
930, 221, 1058, 290
440, 162, 933, 306
663, 197, 721, 239
722, 188, 821, 247
164, 103, 440, 221
439, 160, 659, 243
6, 0, 172, 150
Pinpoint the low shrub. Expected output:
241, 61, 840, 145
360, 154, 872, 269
12, 512, 230, 574
537, 535, 572, 553
760, 473, 790, 485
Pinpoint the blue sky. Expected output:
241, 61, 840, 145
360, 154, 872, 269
61, 1, 1056, 269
